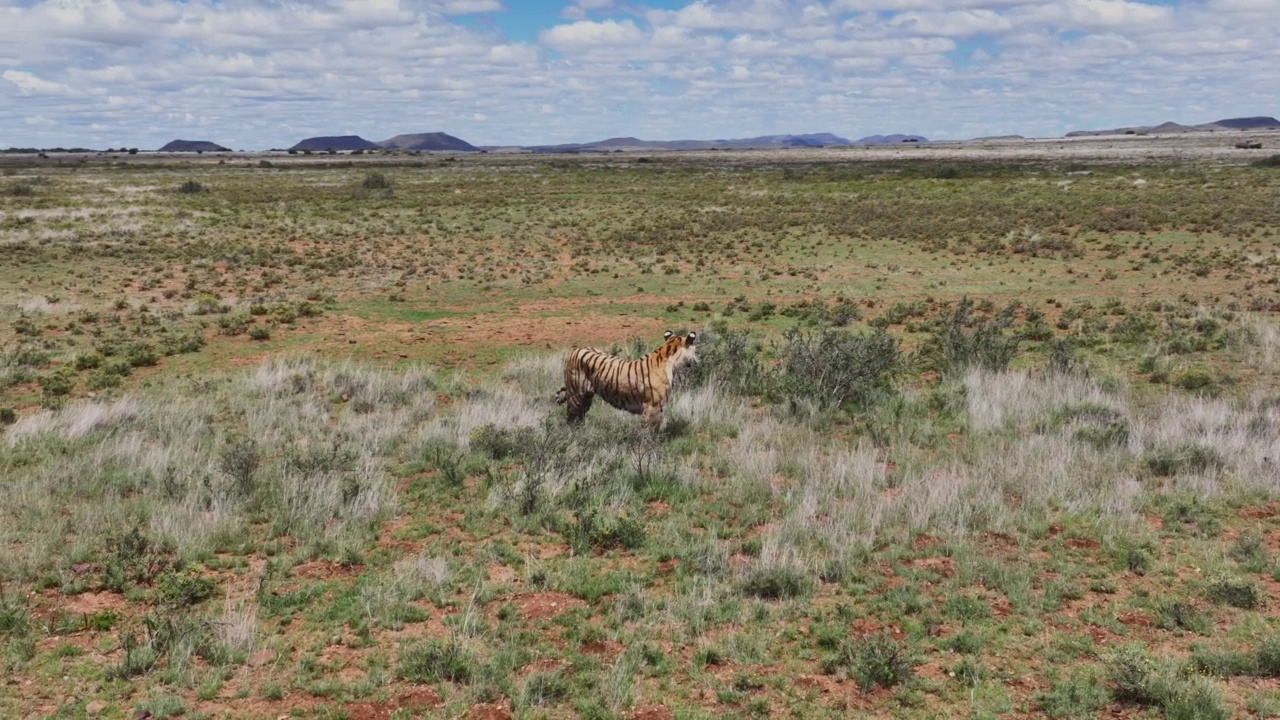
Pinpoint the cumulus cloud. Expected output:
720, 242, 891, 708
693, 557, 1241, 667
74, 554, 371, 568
540, 18, 646, 50
0, 0, 1277, 148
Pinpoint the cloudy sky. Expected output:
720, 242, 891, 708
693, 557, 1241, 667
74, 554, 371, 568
1, 0, 1277, 149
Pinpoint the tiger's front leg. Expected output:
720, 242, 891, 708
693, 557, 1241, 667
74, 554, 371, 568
641, 404, 664, 432
567, 392, 595, 424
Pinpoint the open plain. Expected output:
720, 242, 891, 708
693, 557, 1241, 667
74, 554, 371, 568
4, 134, 1280, 719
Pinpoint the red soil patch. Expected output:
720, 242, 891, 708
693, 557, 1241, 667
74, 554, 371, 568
903, 556, 954, 578
488, 563, 518, 584
498, 591, 587, 620
1064, 537, 1101, 550
581, 639, 625, 658
1240, 503, 1277, 519
291, 559, 362, 580
848, 618, 905, 638
345, 688, 442, 720
626, 704, 674, 720
465, 701, 512, 720
50, 591, 130, 616
981, 531, 1017, 549
912, 533, 941, 549
1117, 611, 1154, 628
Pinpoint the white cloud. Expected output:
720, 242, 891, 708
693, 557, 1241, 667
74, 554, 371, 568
3, 70, 73, 95
540, 18, 645, 50
0, 0, 1278, 148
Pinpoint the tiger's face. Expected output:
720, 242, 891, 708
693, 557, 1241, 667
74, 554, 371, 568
659, 330, 698, 372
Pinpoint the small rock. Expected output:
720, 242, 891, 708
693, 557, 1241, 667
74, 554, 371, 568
85, 700, 107, 716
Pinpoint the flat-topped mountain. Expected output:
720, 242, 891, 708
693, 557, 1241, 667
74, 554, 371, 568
1211, 116, 1280, 130
289, 135, 379, 151
158, 140, 230, 152
1067, 116, 1280, 136
377, 132, 478, 152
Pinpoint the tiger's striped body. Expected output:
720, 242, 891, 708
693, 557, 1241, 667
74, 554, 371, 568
554, 331, 698, 429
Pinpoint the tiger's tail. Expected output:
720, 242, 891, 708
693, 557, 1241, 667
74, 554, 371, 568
553, 387, 567, 405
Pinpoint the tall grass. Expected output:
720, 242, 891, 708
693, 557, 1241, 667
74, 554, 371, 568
1, 357, 429, 581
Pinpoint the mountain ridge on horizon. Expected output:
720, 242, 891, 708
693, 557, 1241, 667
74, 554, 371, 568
1066, 115, 1280, 137
9, 115, 1276, 154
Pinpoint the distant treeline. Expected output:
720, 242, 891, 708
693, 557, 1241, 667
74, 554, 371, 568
3, 147, 99, 154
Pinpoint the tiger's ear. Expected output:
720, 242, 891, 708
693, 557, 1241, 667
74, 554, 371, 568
663, 330, 673, 340
686, 332, 697, 345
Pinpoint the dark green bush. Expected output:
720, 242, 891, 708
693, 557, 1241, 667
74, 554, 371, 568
777, 325, 900, 411
739, 564, 812, 600
916, 297, 1020, 375
821, 633, 916, 691
398, 637, 474, 683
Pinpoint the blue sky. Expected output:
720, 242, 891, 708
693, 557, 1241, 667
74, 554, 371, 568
1, 0, 1277, 149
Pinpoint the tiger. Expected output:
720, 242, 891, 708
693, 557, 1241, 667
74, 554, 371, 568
554, 331, 698, 429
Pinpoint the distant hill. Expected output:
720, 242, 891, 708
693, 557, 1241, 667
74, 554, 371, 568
289, 135, 379, 151
1067, 115, 1280, 137
524, 132, 852, 153
855, 134, 927, 144
1210, 116, 1280, 130
158, 140, 229, 152
377, 132, 478, 152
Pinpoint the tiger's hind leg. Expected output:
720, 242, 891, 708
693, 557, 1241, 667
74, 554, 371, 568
566, 392, 594, 424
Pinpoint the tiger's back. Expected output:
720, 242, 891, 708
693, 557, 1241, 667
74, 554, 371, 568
555, 331, 697, 428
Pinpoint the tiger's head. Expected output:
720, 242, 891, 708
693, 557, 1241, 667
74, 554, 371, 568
656, 330, 698, 370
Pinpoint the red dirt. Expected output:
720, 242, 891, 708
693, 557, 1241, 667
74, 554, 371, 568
345, 688, 442, 720
50, 590, 131, 616
499, 591, 587, 620
464, 701, 512, 720
291, 559, 362, 580
625, 704, 674, 720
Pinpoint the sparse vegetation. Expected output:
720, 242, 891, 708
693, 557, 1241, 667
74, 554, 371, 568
3, 149, 1280, 718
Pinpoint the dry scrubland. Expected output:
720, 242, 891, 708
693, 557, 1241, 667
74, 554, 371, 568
4, 139, 1280, 718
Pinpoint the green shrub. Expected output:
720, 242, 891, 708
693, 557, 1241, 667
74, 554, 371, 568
1143, 443, 1226, 477
470, 424, 537, 461
1254, 636, 1280, 676
155, 571, 216, 608
1155, 601, 1209, 634
917, 297, 1020, 375
361, 172, 392, 190
739, 564, 812, 600
1105, 644, 1161, 705
1037, 667, 1109, 719
821, 633, 915, 691
683, 325, 769, 396
124, 341, 159, 367
0, 593, 29, 637
38, 368, 75, 400
177, 179, 205, 194
1205, 576, 1262, 609
398, 636, 474, 683
777, 325, 900, 411
566, 509, 646, 554
1187, 644, 1256, 677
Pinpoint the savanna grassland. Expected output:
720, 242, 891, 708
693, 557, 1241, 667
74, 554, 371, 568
4, 144, 1280, 719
